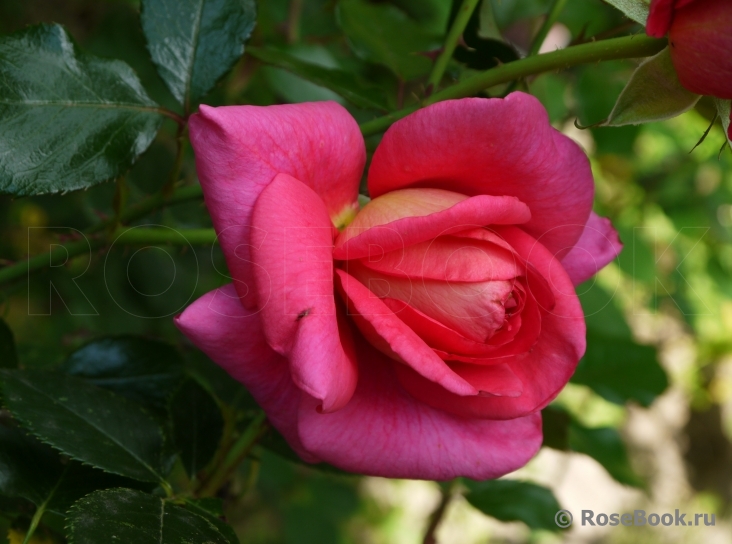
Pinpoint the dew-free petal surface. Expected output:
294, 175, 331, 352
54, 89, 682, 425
368, 93, 594, 257
297, 337, 543, 480
189, 101, 365, 307
560, 212, 623, 286
251, 173, 357, 413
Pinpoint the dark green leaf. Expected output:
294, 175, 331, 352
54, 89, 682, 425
62, 336, 185, 409
0, 370, 165, 483
141, 0, 257, 107
248, 47, 388, 110
571, 332, 668, 407
170, 379, 224, 478
0, 320, 17, 369
569, 422, 645, 488
67, 488, 237, 544
0, 24, 163, 196
336, 0, 440, 80
0, 424, 63, 507
182, 498, 239, 543
185, 349, 257, 412
0, 423, 146, 516
602, 47, 700, 127
464, 479, 562, 531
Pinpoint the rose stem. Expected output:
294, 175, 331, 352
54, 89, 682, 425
527, 0, 570, 57
360, 34, 666, 136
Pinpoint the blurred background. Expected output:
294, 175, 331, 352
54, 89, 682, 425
1, 0, 732, 542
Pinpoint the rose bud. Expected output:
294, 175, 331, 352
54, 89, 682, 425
646, 0, 732, 99
175, 93, 622, 480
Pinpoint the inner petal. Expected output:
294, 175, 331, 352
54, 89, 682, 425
345, 260, 514, 343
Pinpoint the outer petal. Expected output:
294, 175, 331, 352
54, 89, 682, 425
297, 336, 543, 480
251, 173, 357, 413
669, 0, 732, 99
174, 284, 318, 462
335, 269, 479, 397
397, 227, 585, 420
560, 212, 623, 286
189, 101, 365, 307
367, 93, 594, 257
334, 189, 531, 260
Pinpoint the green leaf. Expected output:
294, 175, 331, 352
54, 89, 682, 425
0, 24, 163, 197
603, 0, 649, 24
569, 422, 645, 488
248, 47, 388, 110
67, 488, 237, 544
600, 47, 700, 127
141, 0, 256, 108
0, 424, 63, 507
62, 336, 185, 409
170, 379, 224, 479
0, 370, 166, 483
714, 98, 731, 152
0, 424, 146, 520
185, 350, 257, 412
182, 498, 239, 544
571, 332, 668, 407
336, 0, 440, 80
464, 479, 562, 531
0, 320, 17, 369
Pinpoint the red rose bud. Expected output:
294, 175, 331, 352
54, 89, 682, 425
647, 0, 732, 99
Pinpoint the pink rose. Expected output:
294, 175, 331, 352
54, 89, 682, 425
646, 0, 732, 100
175, 92, 622, 480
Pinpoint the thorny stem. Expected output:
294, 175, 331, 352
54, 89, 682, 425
426, 0, 481, 93
360, 34, 666, 136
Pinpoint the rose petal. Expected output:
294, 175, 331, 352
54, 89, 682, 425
189, 101, 365, 307
335, 269, 478, 397
334, 188, 531, 260
358, 235, 522, 282
560, 212, 623, 286
297, 337, 543, 480
396, 227, 585, 420
367, 93, 594, 257
174, 284, 317, 462
346, 260, 514, 343
251, 173, 357, 413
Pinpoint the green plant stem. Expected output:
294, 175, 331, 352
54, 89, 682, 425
426, 0, 481, 93
360, 34, 666, 136
422, 483, 455, 544
527, 0, 570, 57
87, 184, 204, 234
197, 412, 268, 498
0, 224, 216, 287
163, 124, 188, 196
22, 466, 69, 544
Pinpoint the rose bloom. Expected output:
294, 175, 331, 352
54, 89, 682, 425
646, 0, 732, 101
175, 92, 622, 480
